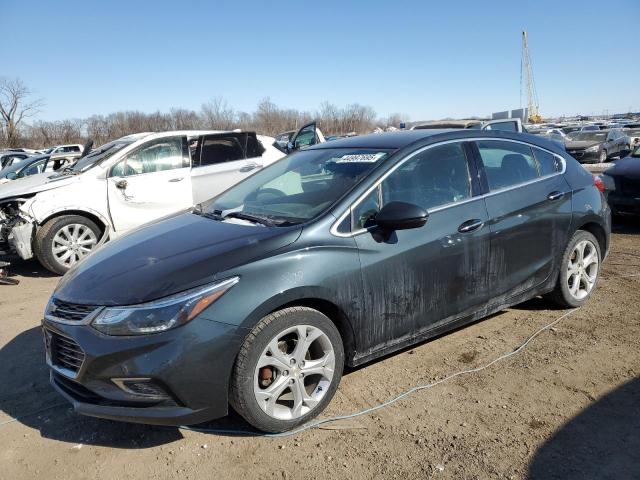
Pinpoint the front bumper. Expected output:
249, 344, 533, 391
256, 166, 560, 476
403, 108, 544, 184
43, 316, 248, 426
566, 149, 600, 163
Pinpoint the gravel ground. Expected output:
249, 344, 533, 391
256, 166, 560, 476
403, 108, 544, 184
1, 219, 638, 480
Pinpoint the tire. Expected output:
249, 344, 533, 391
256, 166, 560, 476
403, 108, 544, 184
599, 149, 608, 162
229, 307, 344, 433
34, 215, 101, 275
547, 230, 601, 308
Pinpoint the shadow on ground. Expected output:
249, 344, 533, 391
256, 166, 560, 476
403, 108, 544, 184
528, 377, 640, 479
2, 258, 58, 279
0, 327, 185, 448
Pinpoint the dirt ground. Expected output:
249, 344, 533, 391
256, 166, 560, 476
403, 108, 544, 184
1, 220, 638, 480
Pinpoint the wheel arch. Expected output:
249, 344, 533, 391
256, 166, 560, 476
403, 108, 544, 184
575, 221, 607, 257
38, 209, 110, 240
269, 298, 357, 366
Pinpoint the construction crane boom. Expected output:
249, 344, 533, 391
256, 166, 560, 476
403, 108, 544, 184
521, 31, 542, 123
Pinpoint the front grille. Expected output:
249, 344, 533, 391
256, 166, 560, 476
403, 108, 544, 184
49, 299, 98, 322
49, 331, 85, 375
567, 150, 585, 160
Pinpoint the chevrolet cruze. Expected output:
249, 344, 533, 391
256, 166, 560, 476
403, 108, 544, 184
43, 129, 610, 432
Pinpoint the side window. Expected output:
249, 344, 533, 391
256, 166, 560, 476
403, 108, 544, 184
245, 135, 266, 159
70, 146, 81, 152
532, 148, 562, 176
477, 140, 539, 190
111, 137, 186, 177
200, 135, 246, 166
294, 125, 317, 149
352, 187, 380, 230
21, 159, 46, 177
351, 143, 471, 230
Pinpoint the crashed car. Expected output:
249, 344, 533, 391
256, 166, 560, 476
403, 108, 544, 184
0, 130, 283, 275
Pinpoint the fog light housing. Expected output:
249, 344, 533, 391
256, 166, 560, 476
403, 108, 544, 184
112, 378, 171, 400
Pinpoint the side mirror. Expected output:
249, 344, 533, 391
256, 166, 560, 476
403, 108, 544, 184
375, 201, 428, 231
5, 172, 17, 180
286, 141, 295, 153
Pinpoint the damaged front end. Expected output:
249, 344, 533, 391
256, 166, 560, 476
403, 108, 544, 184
0, 196, 36, 261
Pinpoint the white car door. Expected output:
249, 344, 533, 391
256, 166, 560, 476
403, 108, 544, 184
107, 135, 193, 233
191, 132, 264, 204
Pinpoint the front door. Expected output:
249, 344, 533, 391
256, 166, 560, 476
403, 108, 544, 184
107, 135, 193, 233
473, 139, 573, 300
190, 133, 265, 205
352, 141, 491, 356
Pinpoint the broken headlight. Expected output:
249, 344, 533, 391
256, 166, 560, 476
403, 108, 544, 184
91, 277, 239, 335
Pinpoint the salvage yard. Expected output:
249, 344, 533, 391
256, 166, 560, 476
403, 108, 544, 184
1, 219, 639, 480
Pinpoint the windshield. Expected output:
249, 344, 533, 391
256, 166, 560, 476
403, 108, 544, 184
70, 140, 134, 173
202, 148, 392, 225
568, 132, 607, 142
0, 155, 47, 178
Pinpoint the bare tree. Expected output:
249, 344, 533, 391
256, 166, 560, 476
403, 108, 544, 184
0, 78, 44, 147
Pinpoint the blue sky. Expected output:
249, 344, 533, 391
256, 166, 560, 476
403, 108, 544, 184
2, 0, 639, 122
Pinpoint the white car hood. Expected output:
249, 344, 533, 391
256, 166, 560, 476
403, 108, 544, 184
0, 172, 77, 199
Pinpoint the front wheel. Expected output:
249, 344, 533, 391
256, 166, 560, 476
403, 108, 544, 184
230, 307, 344, 433
34, 215, 101, 275
547, 230, 601, 308
599, 149, 608, 162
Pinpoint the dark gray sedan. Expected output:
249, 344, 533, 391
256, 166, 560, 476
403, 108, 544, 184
43, 129, 610, 432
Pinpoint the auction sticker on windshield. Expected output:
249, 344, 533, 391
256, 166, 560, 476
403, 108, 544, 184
334, 152, 387, 163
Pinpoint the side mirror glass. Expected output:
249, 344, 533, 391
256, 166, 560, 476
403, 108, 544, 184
5, 172, 17, 180
375, 201, 428, 231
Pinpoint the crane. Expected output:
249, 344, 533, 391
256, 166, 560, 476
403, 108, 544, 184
521, 31, 542, 124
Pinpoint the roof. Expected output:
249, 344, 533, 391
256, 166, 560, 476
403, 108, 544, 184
310, 130, 456, 150
309, 129, 567, 157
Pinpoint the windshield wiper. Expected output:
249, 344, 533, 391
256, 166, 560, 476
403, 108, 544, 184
223, 211, 276, 227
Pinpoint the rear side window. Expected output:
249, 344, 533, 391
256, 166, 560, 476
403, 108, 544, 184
532, 147, 562, 176
476, 140, 539, 190
201, 136, 245, 166
196, 133, 265, 167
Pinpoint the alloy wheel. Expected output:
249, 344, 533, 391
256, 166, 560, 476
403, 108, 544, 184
566, 239, 599, 300
52, 224, 98, 267
254, 325, 335, 420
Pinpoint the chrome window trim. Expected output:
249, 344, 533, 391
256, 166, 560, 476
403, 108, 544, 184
330, 137, 567, 238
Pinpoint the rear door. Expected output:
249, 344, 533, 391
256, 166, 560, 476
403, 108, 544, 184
473, 139, 572, 301
190, 132, 266, 204
352, 141, 491, 354
107, 135, 192, 233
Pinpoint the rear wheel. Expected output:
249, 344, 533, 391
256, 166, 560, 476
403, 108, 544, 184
230, 307, 344, 433
35, 215, 101, 275
547, 230, 601, 308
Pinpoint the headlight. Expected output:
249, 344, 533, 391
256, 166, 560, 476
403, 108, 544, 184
92, 277, 239, 335
585, 145, 600, 153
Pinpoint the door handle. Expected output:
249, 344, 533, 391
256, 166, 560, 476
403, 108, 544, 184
458, 219, 484, 233
239, 163, 261, 173
115, 179, 128, 189
547, 191, 564, 201
168, 177, 184, 182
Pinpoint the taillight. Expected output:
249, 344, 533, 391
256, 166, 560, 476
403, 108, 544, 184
593, 175, 605, 193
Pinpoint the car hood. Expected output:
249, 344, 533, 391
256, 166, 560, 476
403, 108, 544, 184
603, 156, 640, 179
565, 140, 601, 150
54, 212, 303, 306
0, 171, 76, 199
